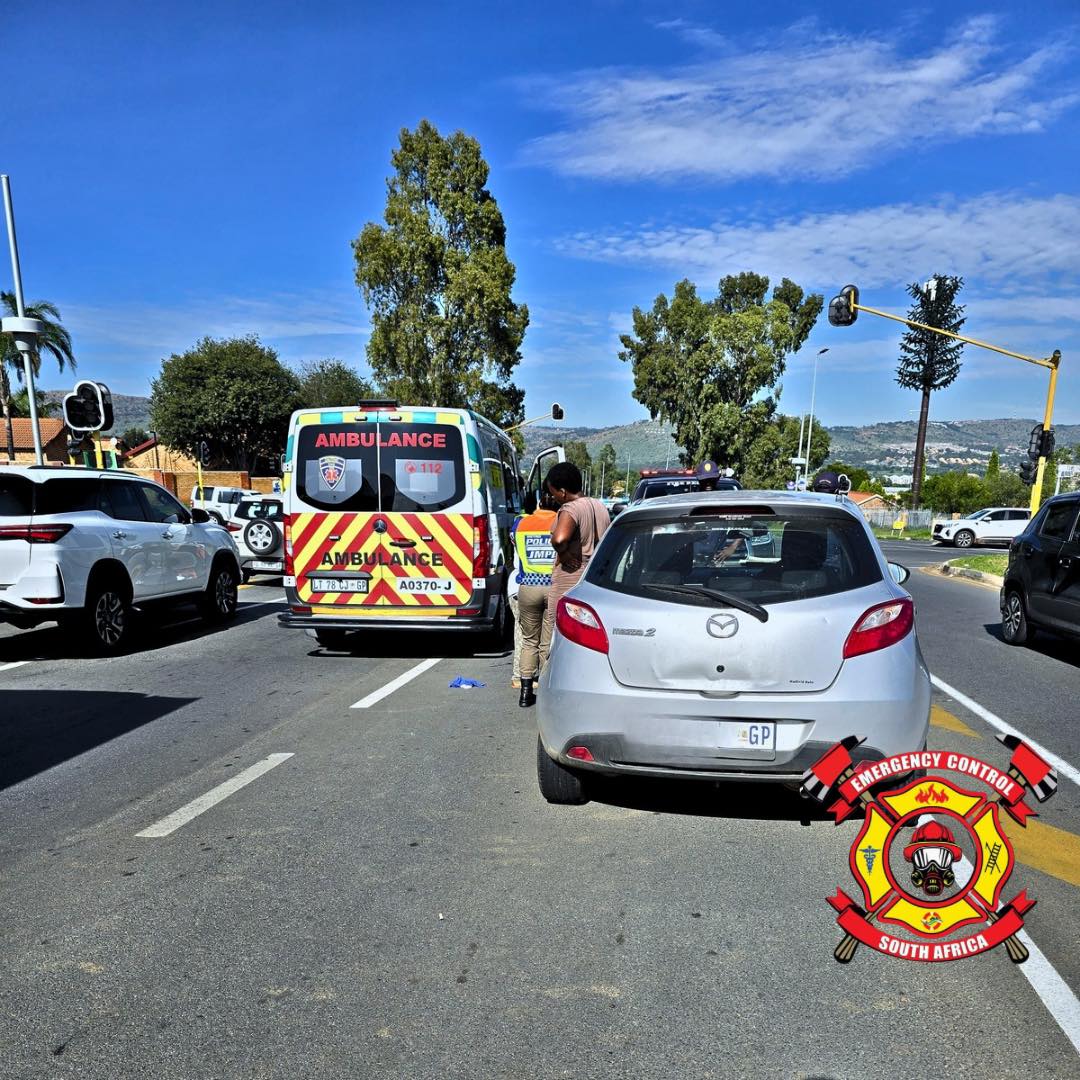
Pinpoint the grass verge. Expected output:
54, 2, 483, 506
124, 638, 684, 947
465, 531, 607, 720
950, 554, 1008, 576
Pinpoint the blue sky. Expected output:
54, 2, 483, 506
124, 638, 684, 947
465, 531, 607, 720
6, 1, 1080, 429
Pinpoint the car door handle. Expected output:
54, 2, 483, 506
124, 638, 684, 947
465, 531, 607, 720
112, 530, 127, 540
162, 530, 174, 538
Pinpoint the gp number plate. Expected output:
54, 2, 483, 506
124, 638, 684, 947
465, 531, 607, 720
719, 721, 776, 752
250, 560, 282, 570
309, 578, 369, 593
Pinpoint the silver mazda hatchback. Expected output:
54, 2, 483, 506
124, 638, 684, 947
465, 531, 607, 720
536, 491, 930, 803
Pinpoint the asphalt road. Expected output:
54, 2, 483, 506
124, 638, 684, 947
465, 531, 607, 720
1, 552, 1079, 1079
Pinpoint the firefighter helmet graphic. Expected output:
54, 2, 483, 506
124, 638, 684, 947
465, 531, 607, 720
903, 820, 961, 896
800, 736, 1059, 964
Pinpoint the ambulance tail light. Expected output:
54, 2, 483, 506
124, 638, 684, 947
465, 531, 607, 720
284, 523, 295, 577
472, 517, 491, 578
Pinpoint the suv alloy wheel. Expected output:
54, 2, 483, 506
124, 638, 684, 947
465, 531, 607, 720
199, 562, 239, 624
1002, 590, 1030, 646
953, 529, 975, 548
82, 579, 132, 655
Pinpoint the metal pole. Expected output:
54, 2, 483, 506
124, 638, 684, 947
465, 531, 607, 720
599, 459, 606, 499
1, 176, 43, 465
1030, 353, 1062, 515
805, 355, 820, 480
795, 413, 806, 487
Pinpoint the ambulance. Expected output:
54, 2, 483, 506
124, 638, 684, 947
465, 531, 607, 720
278, 401, 559, 648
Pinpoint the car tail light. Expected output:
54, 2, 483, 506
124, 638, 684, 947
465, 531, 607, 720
567, 746, 594, 762
556, 596, 609, 654
0, 524, 73, 543
472, 517, 490, 578
843, 598, 914, 659
290, 604, 311, 615
226, 522, 242, 533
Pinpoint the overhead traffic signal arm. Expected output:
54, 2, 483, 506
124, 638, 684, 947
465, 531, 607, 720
827, 283, 1062, 513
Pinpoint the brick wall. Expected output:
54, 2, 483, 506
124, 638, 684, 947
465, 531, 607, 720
174, 471, 252, 504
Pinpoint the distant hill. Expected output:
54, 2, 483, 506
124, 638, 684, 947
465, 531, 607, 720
49, 391, 1066, 482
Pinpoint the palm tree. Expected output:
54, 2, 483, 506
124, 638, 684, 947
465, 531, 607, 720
1, 292, 76, 461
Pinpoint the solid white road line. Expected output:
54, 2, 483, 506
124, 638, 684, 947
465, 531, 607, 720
136, 753, 294, 838
930, 675, 1080, 788
0, 660, 30, 672
351, 657, 442, 709
1016, 929, 1080, 1056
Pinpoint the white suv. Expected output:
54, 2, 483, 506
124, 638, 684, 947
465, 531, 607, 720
932, 507, 1031, 548
230, 494, 285, 581
0, 466, 242, 653
190, 485, 253, 525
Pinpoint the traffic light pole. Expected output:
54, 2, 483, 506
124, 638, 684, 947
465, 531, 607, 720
847, 298, 1061, 514
1, 176, 44, 466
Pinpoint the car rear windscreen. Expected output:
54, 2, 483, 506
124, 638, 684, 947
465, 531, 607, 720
587, 508, 882, 606
237, 500, 284, 521
0, 475, 34, 516
296, 423, 465, 513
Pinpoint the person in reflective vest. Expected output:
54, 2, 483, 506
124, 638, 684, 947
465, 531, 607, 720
513, 493, 557, 708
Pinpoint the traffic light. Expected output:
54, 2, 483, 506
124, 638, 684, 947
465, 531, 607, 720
198, 440, 211, 467
1027, 425, 1043, 460
551, 403, 564, 421
1019, 459, 1038, 486
827, 285, 860, 327
62, 381, 113, 433
1039, 427, 1056, 459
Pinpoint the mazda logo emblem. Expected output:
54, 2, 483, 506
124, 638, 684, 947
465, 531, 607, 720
707, 614, 739, 638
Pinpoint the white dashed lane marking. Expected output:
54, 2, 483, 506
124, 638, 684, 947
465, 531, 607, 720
350, 657, 443, 709
136, 753, 295, 838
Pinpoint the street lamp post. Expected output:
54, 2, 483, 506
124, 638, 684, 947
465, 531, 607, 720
800, 348, 829, 487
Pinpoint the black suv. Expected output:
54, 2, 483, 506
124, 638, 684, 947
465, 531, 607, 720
1001, 492, 1080, 645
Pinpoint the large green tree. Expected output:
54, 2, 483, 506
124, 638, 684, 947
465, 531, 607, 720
352, 120, 529, 429
10, 387, 59, 419
596, 442, 617, 496
619, 272, 822, 477
150, 336, 299, 472
564, 439, 592, 478
1, 292, 76, 461
742, 414, 830, 489
296, 359, 373, 409
896, 275, 966, 508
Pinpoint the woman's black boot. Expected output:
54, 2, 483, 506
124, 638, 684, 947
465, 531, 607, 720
519, 678, 536, 708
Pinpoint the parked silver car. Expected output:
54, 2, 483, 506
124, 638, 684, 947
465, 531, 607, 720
536, 491, 930, 803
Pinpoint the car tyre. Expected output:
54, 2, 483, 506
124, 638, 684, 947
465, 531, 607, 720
199, 561, 239, 624
315, 630, 350, 650
536, 736, 589, 805
243, 518, 281, 555
1002, 589, 1031, 646
954, 529, 975, 548
79, 577, 134, 655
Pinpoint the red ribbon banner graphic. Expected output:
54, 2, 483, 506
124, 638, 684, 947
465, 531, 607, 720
828, 890, 1035, 962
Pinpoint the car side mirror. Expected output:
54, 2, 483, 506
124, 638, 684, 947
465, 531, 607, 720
192, 507, 211, 524
888, 562, 910, 585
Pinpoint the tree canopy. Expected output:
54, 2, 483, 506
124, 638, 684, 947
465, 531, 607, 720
619, 272, 822, 477
352, 120, 528, 429
150, 336, 299, 472
741, 414, 830, 489
296, 359, 373, 409
563, 439, 592, 477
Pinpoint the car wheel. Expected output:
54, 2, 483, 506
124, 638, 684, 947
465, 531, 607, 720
81, 578, 133, 655
199, 561, 239, 624
315, 630, 349, 650
954, 529, 975, 548
536, 736, 589, 805
1002, 590, 1031, 646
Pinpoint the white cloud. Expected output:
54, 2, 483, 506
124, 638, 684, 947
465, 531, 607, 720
554, 192, 1080, 292
520, 17, 1076, 181
63, 290, 369, 354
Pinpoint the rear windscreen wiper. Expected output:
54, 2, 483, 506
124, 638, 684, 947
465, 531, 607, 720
642, 583, 769, 623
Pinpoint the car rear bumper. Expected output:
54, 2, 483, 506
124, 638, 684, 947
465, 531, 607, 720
538, 634, 931, 782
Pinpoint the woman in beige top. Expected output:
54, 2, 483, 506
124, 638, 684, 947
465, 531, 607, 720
533, 462, 609, 693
